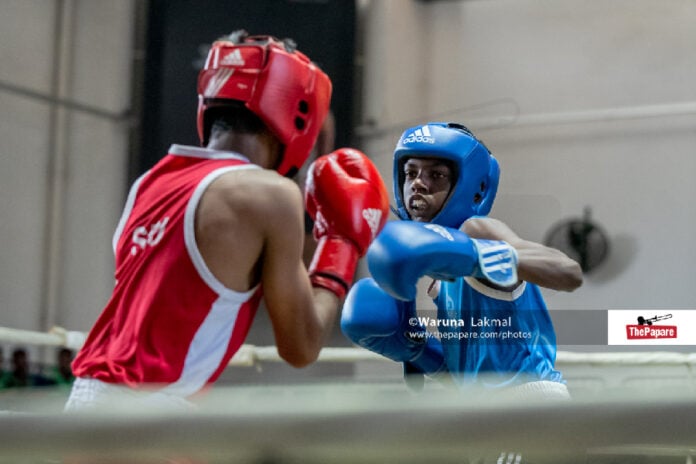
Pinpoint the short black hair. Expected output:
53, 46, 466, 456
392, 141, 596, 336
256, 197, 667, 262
206, 99, 267, 137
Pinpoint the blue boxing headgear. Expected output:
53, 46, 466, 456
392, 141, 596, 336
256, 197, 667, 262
394, 122, 500, 228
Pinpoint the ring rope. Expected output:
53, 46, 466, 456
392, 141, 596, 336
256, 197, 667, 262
0, 326, 86, 350
2, 325, 696, 367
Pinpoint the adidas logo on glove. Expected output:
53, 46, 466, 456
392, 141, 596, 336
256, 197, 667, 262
424, 224, 454, 241
473, 239, 519, 288
362, 208, 383, 239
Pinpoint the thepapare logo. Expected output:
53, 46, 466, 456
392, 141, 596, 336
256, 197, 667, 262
402, 125, 435, 144
626, 313, 676, 340
131, 217, 170, 255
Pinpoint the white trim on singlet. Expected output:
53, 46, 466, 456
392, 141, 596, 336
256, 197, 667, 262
106, 146, 263, 398
110, 146, 248, 255
172, 143, 259, 297
112, 171, 149, 254
159, 293, 247, 398
166, 158, 262, 397
169, 144, 250, 162
183, 164, 261, 299
464, 276, 527, 301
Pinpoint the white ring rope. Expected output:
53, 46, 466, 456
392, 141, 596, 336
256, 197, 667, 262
2, 325, 696, 367
0, 326, 86, 351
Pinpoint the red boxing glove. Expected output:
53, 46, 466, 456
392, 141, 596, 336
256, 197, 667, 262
305, 148, 389, 298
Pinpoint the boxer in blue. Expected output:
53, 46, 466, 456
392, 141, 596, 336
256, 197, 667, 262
341, 122, 583, 398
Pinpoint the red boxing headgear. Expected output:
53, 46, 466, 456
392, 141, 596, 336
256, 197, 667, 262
197, 32, 332, 177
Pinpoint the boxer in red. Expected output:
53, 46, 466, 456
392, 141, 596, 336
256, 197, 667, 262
65, 31, 388, 411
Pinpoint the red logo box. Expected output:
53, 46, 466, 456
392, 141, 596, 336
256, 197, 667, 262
626, 325, 677, 340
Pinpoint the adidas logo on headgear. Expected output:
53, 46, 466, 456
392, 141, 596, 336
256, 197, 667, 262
221, 49, 245, 66
402, 125, 435, 144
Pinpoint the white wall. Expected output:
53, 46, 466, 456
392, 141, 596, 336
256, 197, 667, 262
358, 0, 696, 313
0, 0, 135, 339
1, 0, 695, 348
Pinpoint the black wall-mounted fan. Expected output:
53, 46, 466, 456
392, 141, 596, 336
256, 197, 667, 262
544, 207, 610, 273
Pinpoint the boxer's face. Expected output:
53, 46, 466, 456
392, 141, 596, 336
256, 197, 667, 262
402, 157, 453, 222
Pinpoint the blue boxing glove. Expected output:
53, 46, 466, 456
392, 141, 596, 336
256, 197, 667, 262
367, 221, 518, 301
341, 277, 445, 375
